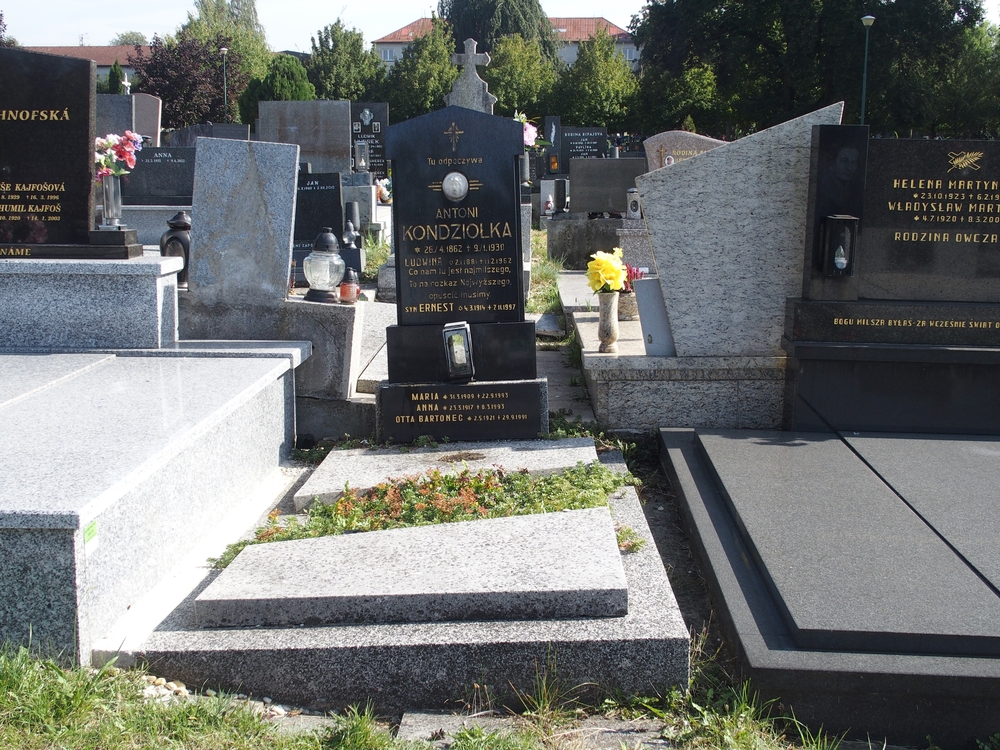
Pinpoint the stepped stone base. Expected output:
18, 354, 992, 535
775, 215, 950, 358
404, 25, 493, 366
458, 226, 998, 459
0, 345, 306, 663
103, 446, 689, 711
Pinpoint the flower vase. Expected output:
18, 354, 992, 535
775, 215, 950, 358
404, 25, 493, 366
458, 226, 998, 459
617, 291, 639, 321
598, 291, 620, 353
100, 174, 123, 229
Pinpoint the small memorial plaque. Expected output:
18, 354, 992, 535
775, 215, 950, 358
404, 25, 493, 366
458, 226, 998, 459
386, 106, 525, 326
378, 379, 546, 442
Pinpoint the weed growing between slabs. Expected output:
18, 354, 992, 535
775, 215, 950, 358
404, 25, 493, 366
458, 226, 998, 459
211, 462, 636, 569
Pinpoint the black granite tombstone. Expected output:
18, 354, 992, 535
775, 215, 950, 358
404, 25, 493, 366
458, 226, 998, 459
120, 147, 195, 206
379, 105, 544, 441
292, 172, 343, 287
351, 102, 389, 181
561, 127, 608, 165
786, 126, 1000, 434
569, 158, 649, 214
0, 48, 95, 251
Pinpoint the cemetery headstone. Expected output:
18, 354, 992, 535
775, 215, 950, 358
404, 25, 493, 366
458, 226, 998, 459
642, 130, 724, 170
443, 39, 497, 114
186, 137, 299, 306
380, 105, 545, 442
786, 126, 1000, 433
569, 158, 649, 214
96, 94, 134, 140
165, 122, 248, 148
132, 93, 162, 146
291, 172, 343, 287
258, 100, 352, 174
120, 147, 195, 206
351, 102, 389, 180
542, 116, 562, 175
561, 127, 608, 165
0, 47, 137, 258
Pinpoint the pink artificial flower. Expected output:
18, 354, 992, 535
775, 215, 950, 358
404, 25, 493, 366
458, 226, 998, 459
523, 122, 538, 148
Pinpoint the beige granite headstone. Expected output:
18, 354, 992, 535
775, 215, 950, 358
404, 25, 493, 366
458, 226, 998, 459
642, 130, 725, 170
636, 103, 844, 357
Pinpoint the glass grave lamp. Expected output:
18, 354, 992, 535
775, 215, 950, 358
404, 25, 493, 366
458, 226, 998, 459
354, 141, 370, 172
303, 227, 346, 303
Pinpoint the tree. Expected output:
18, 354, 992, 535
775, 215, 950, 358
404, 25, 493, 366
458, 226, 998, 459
240, 53, 316, 124
0, 11, 17, 47
306, 21, 384, 101
182, 0, 271, 82
635, 62, 725, 136
130, 32, 249, 128
481, 34, 556, 118
109, 31, 148, 46
107, 59, 124, 95
630, 0, 986, 138
438, 0, 558, 60
552, 26, 638, 130
382, 16, 459, 122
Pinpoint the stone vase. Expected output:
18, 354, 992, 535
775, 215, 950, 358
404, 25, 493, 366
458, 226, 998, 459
100, 174, 123, 229
617, 292, 639, 321
598, 291, 620, 353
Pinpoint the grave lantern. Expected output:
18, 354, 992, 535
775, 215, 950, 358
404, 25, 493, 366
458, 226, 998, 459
303, 227, 346, 303
354, 141, 370, 172
821, 215, 859, 277
442, 321, 475, 381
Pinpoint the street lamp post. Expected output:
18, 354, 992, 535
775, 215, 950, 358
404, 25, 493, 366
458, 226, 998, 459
220, 47, 229, 123
860, 15, 875, 125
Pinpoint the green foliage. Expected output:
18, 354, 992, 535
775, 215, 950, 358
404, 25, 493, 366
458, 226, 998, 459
525, 230, 563, 315
325, 704, 396, 750
131, 32, 249, 128
449, 725, 539, 750
630, 0, 989, 138
552, 26, 638, 130
240, 53, 316, 124
306, 20, 385, 101
636, 63, 722, 136
182, 0, 272, 107
438, 0, 559, 61
615, 524, 646, 552
109, 31, 148, 46
107, 59, 124, 96
0, 11, 16, 48
482, 35, 557, 118
211, 461, 630, 567
382, 15, 459, 121
362, 231, 392, 283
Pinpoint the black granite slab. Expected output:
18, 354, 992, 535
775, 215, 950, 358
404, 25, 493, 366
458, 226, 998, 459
120, 148, 195, 206
0, 48, 95, 246
386, 106, 525, 326
845, 433, 1000, 591
660, 427, 1000, 747
385, 322, 536, 383
351, 102, 388, 181
786, 348, 1000, 434
292, 173, 343, 286
561, 127, 608, 163
787, 299, 1000, 346
569, 159, 648, 214
858, 138, 1000, 302
376, 379, 546, 443
697, 429, 1000, 656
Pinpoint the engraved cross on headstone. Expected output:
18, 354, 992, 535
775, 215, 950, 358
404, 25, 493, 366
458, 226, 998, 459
444, 38, 498, 114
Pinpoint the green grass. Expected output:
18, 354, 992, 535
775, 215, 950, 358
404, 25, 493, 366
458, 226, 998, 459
361, 232, 392, 284
211, 462, 633, 568
526, 228, 564, 315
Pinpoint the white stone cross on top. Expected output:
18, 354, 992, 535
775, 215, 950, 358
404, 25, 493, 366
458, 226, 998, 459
452, 38, 490, 73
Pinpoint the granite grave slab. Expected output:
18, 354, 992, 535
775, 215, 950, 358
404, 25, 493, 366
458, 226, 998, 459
258, 100, 352, 174
569, 159, 649, 214
121, 147, 195, 206
195, 507, 627, 628
293, 436, 598, 510
641, 130, 724, 170
350, 102, 389, 180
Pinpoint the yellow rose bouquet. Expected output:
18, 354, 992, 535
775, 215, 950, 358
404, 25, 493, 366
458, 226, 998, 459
587, 248, 627, 293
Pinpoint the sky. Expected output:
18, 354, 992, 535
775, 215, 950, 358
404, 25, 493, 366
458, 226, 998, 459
4, 0, 650, 52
